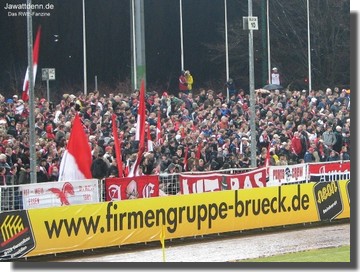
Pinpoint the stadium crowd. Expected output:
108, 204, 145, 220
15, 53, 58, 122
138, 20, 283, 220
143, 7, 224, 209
0, 74, 351, 185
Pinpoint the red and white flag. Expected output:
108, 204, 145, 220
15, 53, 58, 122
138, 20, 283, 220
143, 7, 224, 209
112, 114, 123, 177
58, 114, 92, 181
22, 26, 41, 102
147, 124, 154, 152
128, 79, 146, 177
265, 143, 271, 176
135, 79, 146, 145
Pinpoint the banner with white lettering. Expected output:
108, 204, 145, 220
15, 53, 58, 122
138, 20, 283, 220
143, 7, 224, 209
308, 161, 350, 182
21, 179, 99, 210
268, 164, 307, 186
105, 176, 159, 201
180, 168, 266, 195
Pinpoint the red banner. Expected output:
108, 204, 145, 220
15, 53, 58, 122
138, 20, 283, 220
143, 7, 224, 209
105, 176, 159, 201
179, 168, 266, 195
308, 161, 350, 182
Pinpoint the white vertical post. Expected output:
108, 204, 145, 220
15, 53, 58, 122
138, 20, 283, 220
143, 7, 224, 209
26, 0, 37, 183
131, 0, 137, 90
82, 0, 87, 95
180, 0, 184, 71
46, 79, 50, 102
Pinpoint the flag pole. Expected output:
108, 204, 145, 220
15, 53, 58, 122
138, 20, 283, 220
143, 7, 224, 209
26, 0, 37, 183
160, 225, 166, 262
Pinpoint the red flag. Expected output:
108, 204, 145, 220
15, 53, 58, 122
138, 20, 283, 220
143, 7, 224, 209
22, 26, 41, 102
135, 79, 146, 149
129, 79, 146, 177
156, 110, 162, 145
58, 114, 92, 181
112, 114, 123, 177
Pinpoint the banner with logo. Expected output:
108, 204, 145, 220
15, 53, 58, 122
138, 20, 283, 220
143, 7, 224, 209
105, 176, 159, 201
179, 168, 266, 195
308, 161, 350, 182
21, 179, 99, 210
268, 164, 307, 186
2, 180, 347, 259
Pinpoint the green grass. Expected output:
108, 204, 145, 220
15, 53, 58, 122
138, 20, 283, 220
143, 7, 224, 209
239, 245, 350, 262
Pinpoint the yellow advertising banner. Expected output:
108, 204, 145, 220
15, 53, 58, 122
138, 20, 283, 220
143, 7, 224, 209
0, 181, 349, 259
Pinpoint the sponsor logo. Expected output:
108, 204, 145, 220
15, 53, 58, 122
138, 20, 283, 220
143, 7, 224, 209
47, 182, 74, 205
0, 211, 35, 260
142, 183, 155, 198
108, 184, 121, 200
313, 181, 343, 221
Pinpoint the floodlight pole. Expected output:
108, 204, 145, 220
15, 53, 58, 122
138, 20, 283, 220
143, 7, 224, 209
224, 0, 230, 102
26, 0, 37, 183
248, 0, 257, 168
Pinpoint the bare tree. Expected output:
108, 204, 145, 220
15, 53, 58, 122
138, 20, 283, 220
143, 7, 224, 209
206, 0, 350, 90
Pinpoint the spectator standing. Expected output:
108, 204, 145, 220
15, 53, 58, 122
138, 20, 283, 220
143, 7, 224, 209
184, 70, 193, 92
225, 78, 238, 97
270, 67, 281, 85
332, 126, 343, 153
322, 126, 336, 150
178, 70, 188, 96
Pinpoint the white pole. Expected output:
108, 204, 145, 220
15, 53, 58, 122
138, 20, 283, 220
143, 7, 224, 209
224, 0, 229, 102
307, 0, 312, 92
267, 0, 271, 84
131, 0, 137, 89
82, 0, 87, 95
180, 0, 184, 71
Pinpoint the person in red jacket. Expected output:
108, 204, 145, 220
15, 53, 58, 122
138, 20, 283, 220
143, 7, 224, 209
178, 70, 188, 96
291, 131, 302, 160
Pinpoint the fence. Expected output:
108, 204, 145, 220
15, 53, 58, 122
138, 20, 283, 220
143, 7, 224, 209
0, 161, 349, 212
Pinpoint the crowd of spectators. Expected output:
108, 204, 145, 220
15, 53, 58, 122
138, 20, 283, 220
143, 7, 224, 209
0, 82, 351, 185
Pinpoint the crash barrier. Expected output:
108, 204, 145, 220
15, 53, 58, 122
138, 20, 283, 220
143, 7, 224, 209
0, 161, 349, 211
0, 179, 350, 260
